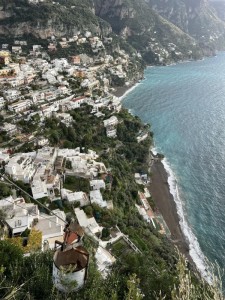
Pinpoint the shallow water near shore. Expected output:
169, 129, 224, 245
122, 53, 225, 282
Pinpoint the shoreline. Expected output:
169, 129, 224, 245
116, 78, 198, 269
113, 79, 143, 99
147, 159, 193, 263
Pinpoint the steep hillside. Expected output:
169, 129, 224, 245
210, 0, 225, 22
93, 0, 203, 64
0, 0, 224, 65
147, 0, 225, 54
0, 0, 110, 39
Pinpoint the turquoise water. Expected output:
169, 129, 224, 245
122, 53, 225, 279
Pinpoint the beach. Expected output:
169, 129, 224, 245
113, 79, 142, 99
148, 160, 193, 262
118, 83, 194, 264
118, 81, 197, 266
113, 86, 131, 98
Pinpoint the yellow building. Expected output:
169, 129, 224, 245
0, 50, 11, 65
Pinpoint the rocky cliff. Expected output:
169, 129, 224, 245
0, 0, 110, 39
210, 0, 225, 22
147, 0, 225, 54
93, 0, 203, 64
0, 0, 224, 65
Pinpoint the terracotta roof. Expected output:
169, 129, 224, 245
54, 246, 88, 271
64, 231, 78, 245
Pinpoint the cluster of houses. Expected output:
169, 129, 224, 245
0, 31, 152, 278
0, 38, 126, 146
0, 145, 119, 274
0, 142, 150, 277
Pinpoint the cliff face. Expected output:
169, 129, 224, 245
209, 0, 225, 22
147, 0, 225, 53
93, 0, 203, 64
0, 0, 111, 39
0, 0, 224, 65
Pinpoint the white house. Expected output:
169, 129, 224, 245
55, 112, 73, 127
36, 137, 49, 147
90, 179, 105, 190
3, 89, 21, 102
0, 196, 15, 213
31, 179, 48, 200
0, 149, 9, 163
106, 127, 117, 138
69, 96, 87, 109
8, 100, 31, 113
5, 153, 36, 183
5, 202, 39, 236
103, 116, 118, 127
63, 190, 90, 207
34, 214, 65, 250
90, 190, 107, 208
95, 246, 116, 278
74, 207, 103, 234
0, 123, 18, 136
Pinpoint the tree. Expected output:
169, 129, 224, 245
125, 274, 144, 300
0, 240, 23, 278
102, 227, 110, 239
171, 254, 224, 300
0, 182, 11, 198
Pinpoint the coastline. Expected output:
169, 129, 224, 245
116, 80, 197, 268
113, 80, 143, 99
148, 159, 193, 263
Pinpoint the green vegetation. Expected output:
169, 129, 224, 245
0, 106, 223, 299
94, 0, 203, 64
0, 182, 11, 199
0, 239, 223, 299
64, 176, 90, 193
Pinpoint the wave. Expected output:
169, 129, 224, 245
152, 147, 211, 282
119, 81, 143, 100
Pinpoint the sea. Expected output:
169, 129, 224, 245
122, 52, 225, 283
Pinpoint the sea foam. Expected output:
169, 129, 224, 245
152, 147, 211, 281
119, 81, 143, 100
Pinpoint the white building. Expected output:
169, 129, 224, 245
74, 207, 103, 234
53, 246, 89, 293
31, 179, 48, 200
5, 153, 36, 183
61, 189, 90, 206
34, 147, 57, 167
3, 89, 21, 102
90, 190, 107, 208
34, 213, 65, 250
103, 116, 119, 138
36, 137, 49, 147
0, 195, 16, 213
103, 116, 118, 127
95, 246, 116, 278
55, 112, 73, 127
0, 149, 9, 163
8, 100, 31, 113
90, 179, 105, 190
0, 123, 18, 136
5, 202, 39, 236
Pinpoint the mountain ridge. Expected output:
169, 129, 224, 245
0, 0, 224, 65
